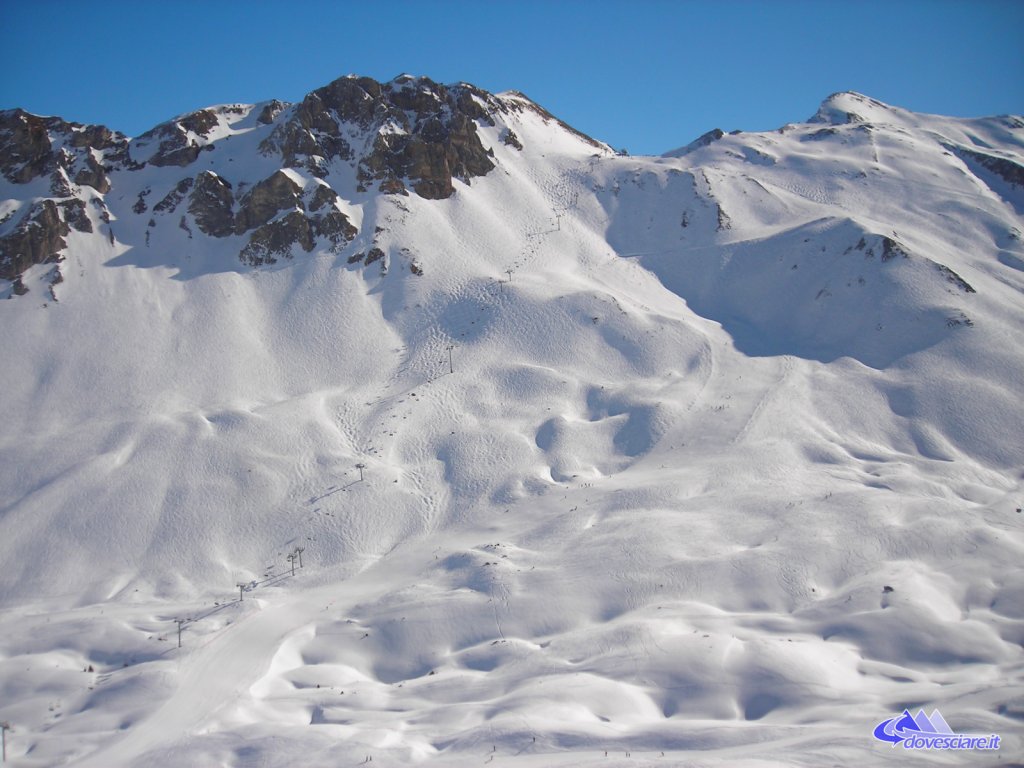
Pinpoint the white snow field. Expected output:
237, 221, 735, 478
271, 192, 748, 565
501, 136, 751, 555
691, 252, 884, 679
1, 86, 1023, 766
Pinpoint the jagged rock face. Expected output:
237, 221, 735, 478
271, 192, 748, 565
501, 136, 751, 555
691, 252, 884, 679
154, 177, 195, 214
0, 109, 128, 189
501, 128, 523, 151
60, 199, 92, 233
134, 123, 204, 167
49, 169, 74, 198
0, 110, 54, 183
0, 200, 70, 281
182, 169, 358, 259
133, 109, 219, 167
257, 100, 286, 125
234, 171, 304, 234
74, 154, 111, 193
695, 128, 725, 147
259, 87, 359, 173
0, 111, 126, 283
240, 210, 315, 266
67, 122, 124, 152
263, 75, 498, 199
308, 184, 337, 212
361, 109, 496, 199
306, 75, 385, 129
306, 184, 357, 245
312, 208, 357, 245
188, 172, 235, 238
178, 109, 219, 137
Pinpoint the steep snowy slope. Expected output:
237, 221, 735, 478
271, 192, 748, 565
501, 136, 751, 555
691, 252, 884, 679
0, 81, 1022, 767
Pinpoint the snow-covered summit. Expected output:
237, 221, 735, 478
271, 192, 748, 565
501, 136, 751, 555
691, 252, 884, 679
810, 90, 909, 126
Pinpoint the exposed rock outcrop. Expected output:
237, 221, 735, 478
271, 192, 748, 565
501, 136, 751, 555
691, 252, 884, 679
60, 199, 92, 233
153, 177, 195, 214
306, 185, 357, 246
239, 210, 315, 266
234, 171, 303, 234
0, 109, 55, 183
880, 236, 909, 262
188, 172, 235, 238
308, 184, 338, 212
501, 128, 523, 150
933, 262, 976, 293
0, 200, 70, 281
181, 169, 358, 260
311, 208, 357, 245
855, 233, 976, 294
257, 100, 287, 125
0, 109, 129, 190
132, 109, 219, 168
134, 123, 204, 167
49, 169, 74, 198
261, 75, 501, 199
665, 128, 726, 158
74, 153, 111, 193
953, 145, 1024, 188
259, 88, 357, 172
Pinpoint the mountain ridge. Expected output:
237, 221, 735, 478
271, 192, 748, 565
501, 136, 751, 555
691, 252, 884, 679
0, 74, 614, 286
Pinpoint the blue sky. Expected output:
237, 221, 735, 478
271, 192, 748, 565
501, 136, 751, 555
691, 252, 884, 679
3, 0, 1022, 155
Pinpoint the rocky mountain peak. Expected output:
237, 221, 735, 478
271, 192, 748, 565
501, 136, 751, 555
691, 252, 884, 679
128, 107, 227, 167
261, 73, 501, 198
0, 108, 130, 189
0, 109, 133, 283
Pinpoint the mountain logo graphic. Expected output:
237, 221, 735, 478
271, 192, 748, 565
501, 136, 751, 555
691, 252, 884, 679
873, 709, 953, 745
872, 709, 1001, 751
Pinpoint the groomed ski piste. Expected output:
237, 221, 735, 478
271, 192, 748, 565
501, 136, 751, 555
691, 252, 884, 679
0, 84, 1022, 766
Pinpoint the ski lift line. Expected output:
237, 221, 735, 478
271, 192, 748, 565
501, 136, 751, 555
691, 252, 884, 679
1, 721, 10, 763
165, 528, 314, 650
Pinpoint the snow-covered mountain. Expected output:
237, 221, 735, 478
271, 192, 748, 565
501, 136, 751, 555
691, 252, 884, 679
1, 77, 1022, 767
